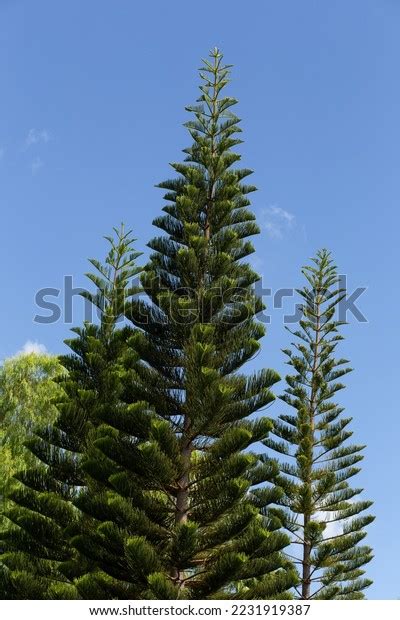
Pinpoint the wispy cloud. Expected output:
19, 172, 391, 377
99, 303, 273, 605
261, 205, 295, 239
16, 340, 47, 356
269, 206, 295, 225
31, 157, 44, 175
264, 221, 284, 239
25, 128, 51, 149
315, 511, 343, 539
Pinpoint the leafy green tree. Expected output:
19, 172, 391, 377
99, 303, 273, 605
0, 352, 64, 522
0, 226, 142, 599
265, 249, 374, 599
74, 49, 296, 600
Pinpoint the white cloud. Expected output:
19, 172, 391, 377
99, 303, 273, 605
262, 205, 295, 239
16, 341, 48, 356
316, 495, 358, 540
25, 128, 51, 149
31, 157, 44, 175
315, 511, 343, 539
264, 221, 284, 239
269, 206, 295, 225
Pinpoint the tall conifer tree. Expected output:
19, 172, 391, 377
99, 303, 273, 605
0, 226, 141, 599
265, 250, 374, 599
75, 49, 296, 599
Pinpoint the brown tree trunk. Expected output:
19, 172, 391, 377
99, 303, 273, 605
301, 514, 311, 599
301, 294, 321, 599
171, 416, 192, 585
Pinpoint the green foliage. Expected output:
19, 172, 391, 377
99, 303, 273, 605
0, 52, 374, 602
0, 225, 142, 599
264, 249, 374, 599
72, 49, 296, 599
0, 353, 64, 523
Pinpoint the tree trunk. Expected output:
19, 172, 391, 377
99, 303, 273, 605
171, 415, 192, 585
302, 514, 311, 599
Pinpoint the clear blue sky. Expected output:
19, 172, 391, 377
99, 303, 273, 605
0, 0, 398, 599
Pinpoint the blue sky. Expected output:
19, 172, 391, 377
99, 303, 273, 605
0, 0, 398, 599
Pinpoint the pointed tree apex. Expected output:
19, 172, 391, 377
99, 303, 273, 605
210, 47, 222, 58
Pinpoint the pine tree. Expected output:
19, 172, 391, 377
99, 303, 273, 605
265, 249, 374, 599
73, 49, 296, 600
0, 226, 141, 599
